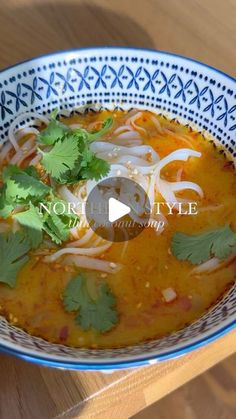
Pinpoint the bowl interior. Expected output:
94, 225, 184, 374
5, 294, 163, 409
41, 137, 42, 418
0, 48, 235, 369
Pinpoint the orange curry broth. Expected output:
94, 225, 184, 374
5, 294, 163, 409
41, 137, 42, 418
0, 110, 235, 348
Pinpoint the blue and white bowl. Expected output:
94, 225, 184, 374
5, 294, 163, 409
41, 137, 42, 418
0, 48, 235, 370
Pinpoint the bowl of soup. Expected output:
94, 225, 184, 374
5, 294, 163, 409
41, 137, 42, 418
0, 48, 235, 370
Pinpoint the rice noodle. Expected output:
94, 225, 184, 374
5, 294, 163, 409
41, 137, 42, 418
43, 242, 112, 262
62, 255, 122, 273
68, 228, 95, 247
58, 185, 82, 208
113, 125, 133, 135
150, 115, 164, 134
169, 181, 203, 197
176, 168, 183, 182
8, 111, 49, 151
126, 111, 147, 136
10, 137, 36, 166
191, 248, 236, 275
28, 154, 42, 166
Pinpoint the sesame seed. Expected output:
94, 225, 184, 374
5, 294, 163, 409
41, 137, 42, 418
116, 170, 121, 176
145, 282, 150, 288
101, 273, 108, 278
109, 262, 117, 269
136, 302, 142, 309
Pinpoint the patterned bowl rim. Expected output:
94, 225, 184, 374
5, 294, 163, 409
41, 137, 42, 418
0, 319, 235, 370
0, 47, 235, 370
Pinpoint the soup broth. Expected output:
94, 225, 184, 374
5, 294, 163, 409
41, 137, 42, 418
0, 110, 235, 348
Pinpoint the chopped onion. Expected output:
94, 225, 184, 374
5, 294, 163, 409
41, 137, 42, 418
162, 287, 177, 303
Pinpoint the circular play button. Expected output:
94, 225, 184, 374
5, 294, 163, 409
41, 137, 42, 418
85, 177, 150, 242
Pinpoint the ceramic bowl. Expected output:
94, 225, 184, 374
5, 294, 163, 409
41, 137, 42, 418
0, 47, 235, 370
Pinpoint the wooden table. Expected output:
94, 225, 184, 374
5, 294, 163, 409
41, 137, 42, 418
0, 0, 235, 417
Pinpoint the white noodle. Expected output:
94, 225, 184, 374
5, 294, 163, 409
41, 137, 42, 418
10, 137, 36, 165
126, 111, 147, 135
62, 255, 122, 273
191, 248, 236, 275
43, 242, 112, 262
68, 228, 95, 247
8, 111, 49, 151
169, 181, 204, 197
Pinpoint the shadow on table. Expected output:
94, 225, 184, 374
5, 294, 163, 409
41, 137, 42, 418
0, 0, 154, 66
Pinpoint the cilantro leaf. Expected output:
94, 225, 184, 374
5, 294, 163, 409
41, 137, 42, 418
38, 119, 69, 145
171, 225, 236, 265
13, 203, 44, 230
38, 115, 112, 184
63, 275, 118, 333
88, 116, 113, 141
0, 185, 14, 218
40, 135, 78, 180
41, 198, 79, 244
3, 165, 50, 202
23, 226, 43, 249
0, 232, 31, 288
43, 211, 70, 244
82, 156, 110, 181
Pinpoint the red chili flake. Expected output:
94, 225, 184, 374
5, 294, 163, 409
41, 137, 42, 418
59, 326, 69, 342
178, 296, 192, 312
152, 300, 161, 309
223, 161, 234, 171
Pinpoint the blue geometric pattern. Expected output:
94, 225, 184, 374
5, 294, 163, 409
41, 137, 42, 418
1, 66, 235, 131
0, 48, 235, 370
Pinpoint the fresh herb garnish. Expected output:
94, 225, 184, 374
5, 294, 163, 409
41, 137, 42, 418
38, 111, 69, 145
40, 135, 79, 180
171, 225, 236, 265
63, 275, 118, 333
0, 165, 51, 218
0, 111, 112, 285
13, 203, 44, 230
23, 226, 43, 249
0, 231, 31, 288
39, 114, 112, 184
40, 197, 78, 244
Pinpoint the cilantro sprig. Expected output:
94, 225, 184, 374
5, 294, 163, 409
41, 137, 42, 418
38, 114, 112, 183
171, 225, 236, 265
40, 135, 79, 180
0, 111, 113, 287
63, 275, 118, 333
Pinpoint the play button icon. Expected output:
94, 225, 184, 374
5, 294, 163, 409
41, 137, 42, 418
85, 177, 150, 242
108, 198, 131, 223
